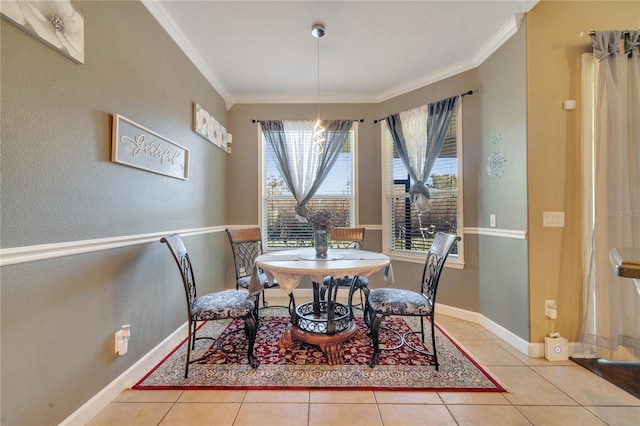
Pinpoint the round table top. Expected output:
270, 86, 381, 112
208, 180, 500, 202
254, 248, 392, 294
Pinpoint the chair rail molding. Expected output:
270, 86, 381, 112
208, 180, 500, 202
0, 226, 225, 267
463, 227, 527, 239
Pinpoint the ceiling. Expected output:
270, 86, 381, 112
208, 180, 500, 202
142, 1, 538, 108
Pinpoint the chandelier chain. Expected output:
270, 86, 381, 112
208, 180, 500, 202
312, 24, 326, 154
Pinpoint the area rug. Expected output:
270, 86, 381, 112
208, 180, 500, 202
134, 309, 506, 392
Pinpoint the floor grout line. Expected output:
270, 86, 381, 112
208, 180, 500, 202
88, 319, 640, 426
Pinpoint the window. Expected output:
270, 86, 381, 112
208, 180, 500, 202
382, 105, 463, 263
261, 123, 357, 249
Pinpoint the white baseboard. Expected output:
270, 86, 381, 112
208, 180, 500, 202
59, 323, 188, 426
438, 304, 544, 358
437, 304, 482, 323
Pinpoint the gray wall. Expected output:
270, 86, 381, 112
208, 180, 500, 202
477, 19, 530, 340
1, 1, 229, 424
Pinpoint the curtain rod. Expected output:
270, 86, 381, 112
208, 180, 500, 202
373, 90, 474, 124
251, 119, 364, 124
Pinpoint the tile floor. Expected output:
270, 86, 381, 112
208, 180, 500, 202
89, 295, 640, 425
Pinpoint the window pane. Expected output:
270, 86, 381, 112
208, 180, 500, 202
385, 111, 459, 254
263, 129, 355, 248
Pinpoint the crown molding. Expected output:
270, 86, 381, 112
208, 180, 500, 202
228, 93, 379, 106
143, 3, 523, 107
140, 0, 230, 105
375, 59, 477, 103
473, 14, 521, 66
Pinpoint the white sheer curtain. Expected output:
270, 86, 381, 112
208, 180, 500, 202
580, 31, 640, 361
260, 120, 351, 219
385, 96, 459, 213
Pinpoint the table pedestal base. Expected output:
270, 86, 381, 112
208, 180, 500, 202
279, 320, 361, 365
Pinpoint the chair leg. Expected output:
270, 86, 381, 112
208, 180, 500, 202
185, 319, 195, 378
191, 320, 198, 350
363, 293, 372, 328
430, 315, 439, 371
287, 293, 296, 320
368, 313, 384, 368
358, 286, 369, 310
244, 312, 259, 369
261, 289, 268, 307
353, 286, 369, 311
356, 287, 365, 308
347, 278, 357, 319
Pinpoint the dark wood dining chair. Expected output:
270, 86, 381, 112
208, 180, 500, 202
161, 234, 259, 377
365, 232, 460, 369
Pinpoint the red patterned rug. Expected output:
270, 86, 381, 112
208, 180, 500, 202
134, 309, 506, 392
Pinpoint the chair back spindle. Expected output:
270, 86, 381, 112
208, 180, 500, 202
161, 234, 197, 311
226, 227, 264, 279
420, 232, 460, 306
420, 233, 459, 305
226, 227, 285, 310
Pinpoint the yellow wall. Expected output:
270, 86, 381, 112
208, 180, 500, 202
527, 0, 639, 343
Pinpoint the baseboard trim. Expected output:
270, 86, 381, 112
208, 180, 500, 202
59, 322, 188, 426
437, 304, 482, 324
438, 304, 537, 357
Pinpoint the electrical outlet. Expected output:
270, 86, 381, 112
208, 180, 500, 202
115, 330, 123, 353
115, 325, 131, 355
490, 214, 497, 228
545, 300, 557, 319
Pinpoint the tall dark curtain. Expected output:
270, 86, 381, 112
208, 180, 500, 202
261, 120, 353, 218
385, 95, 459, 213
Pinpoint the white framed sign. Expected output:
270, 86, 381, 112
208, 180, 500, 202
112, 114, 189, 180
193, 102, 228, 152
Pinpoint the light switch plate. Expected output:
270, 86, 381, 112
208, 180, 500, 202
543, 212, 565, 227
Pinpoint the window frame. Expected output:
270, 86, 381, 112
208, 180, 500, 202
258, 122, 359, 250
381, 103, 464, 268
